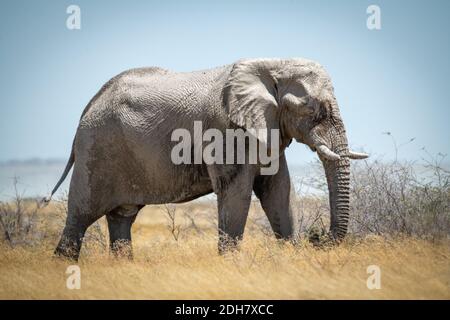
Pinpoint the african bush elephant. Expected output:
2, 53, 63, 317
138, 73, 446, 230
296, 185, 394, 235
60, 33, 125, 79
44, 58, 368, 260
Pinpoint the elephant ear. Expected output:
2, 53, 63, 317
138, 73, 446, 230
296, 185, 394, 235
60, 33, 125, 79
223, 59, 280, 145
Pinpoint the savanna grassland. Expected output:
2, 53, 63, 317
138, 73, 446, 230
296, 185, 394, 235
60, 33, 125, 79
0, 200, 449, 300
1, 155, 450, 299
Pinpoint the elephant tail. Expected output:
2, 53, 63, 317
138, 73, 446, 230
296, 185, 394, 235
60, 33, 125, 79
39, 139, 75, 208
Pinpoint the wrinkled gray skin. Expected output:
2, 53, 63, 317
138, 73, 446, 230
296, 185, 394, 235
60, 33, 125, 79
46, 58, 368, 260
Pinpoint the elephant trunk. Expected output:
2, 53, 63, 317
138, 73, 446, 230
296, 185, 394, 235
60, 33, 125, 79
318, 117, 352, 241
323, 153, 351, 241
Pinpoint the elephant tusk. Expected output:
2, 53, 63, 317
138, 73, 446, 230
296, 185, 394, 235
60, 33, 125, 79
317, 145, 341, 161
347, 150, 369, 159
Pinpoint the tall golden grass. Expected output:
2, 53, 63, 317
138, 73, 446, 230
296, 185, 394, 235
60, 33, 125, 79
0, 202, 449, 299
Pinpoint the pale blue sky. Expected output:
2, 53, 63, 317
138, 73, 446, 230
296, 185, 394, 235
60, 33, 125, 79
1, 0, 449, 165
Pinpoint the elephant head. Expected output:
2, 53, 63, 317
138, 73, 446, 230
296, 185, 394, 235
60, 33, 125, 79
224, 58, 368, 241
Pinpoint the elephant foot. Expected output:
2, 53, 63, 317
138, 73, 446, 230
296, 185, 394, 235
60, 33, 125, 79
54, 237, 82, 261
218, 234, 241, 255
307, 227, 337, 248
110, 240, 134, 260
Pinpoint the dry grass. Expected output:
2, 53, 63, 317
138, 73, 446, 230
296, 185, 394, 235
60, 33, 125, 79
0, 202, 449, 300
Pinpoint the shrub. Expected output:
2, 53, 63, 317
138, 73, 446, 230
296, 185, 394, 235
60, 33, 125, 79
296, 150, 450, 240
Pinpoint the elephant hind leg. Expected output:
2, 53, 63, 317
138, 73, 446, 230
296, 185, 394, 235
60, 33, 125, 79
106, 205, 143, 259
55, 206, 101, 261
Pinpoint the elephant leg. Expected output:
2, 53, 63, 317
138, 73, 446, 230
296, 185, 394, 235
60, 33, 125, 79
106, 205, 142, 259
55, 203, 101, 261
253, 154, 299, 241
215, 166, 255, 254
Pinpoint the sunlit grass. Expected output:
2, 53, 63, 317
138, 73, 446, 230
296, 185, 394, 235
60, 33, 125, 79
0, 203, 449, 299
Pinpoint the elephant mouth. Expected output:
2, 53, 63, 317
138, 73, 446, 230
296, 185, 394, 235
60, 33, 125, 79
294, 137, 317, 153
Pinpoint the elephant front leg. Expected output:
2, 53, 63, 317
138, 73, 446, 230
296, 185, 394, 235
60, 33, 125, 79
253, 154, 300, 241
214, 166, 255, 254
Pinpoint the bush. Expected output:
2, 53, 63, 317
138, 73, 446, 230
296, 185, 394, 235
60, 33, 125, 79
350, 154, 450, 239
296, 150, 450, 240
0, 180, 107, 250
0, 177, 40, 246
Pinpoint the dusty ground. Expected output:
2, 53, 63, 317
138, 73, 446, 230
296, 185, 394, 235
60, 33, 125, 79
0, 202, 449, 299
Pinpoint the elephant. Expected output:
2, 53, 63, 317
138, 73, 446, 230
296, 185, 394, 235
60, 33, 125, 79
43, 58, 368, 261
